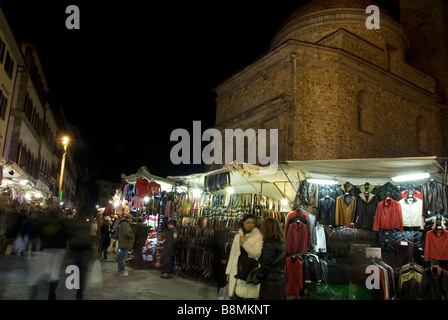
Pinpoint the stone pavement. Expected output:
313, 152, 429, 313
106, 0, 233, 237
0, 251, 218, 300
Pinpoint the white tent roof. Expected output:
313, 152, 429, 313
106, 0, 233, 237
121, 166, 176, 192
167, 157, 445, 209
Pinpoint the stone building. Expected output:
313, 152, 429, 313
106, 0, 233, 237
212, 0, 446, 170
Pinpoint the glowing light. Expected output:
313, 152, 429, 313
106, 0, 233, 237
307, 179, 339, 185
392, 173, 430, 182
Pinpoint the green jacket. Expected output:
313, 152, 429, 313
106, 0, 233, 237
118, 220, 134, 249
134, 222, 148, 244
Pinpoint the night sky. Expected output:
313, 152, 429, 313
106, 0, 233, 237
0, 0, 400, 184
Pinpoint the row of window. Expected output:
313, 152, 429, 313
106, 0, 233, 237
0, 36, 15, 79
0, 90, 9, 121
28, 54, 47, 107
17, 141, 59, 184
17, 142, 40, 180
23, 94, 56, 151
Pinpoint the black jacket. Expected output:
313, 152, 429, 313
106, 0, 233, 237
163, 227, 178, 257
256, 239, 286, 300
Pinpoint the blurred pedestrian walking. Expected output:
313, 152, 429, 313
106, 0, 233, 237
117, 214, 134, 276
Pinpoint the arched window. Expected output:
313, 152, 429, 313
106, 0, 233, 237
357, 90, 373, 133
417, 116, 428, 153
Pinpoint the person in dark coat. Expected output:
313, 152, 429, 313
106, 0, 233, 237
161, 219, 178, 278
131, 217, 148, 269
67, 211, 94, 300
22, 207, 41, 257
256, 217, 287, 300
1, 205, 25, 255
100, 215, 112, 261
39, 209, 71, 300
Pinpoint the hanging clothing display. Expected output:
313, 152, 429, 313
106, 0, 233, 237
335, 193, 356, 226
286, 221, 309, 256
373, 197, 403, 232
353, 184, 378, 231
421, 179, 448, 213
285, 255, 303, 296
400, 182, 422, 199
296, 180, 318, 207
316, 196, 336, 226
398, 262, 423, 300
136, 178, 150, 197
148, 181, 161, 196
419, 265, 448, 300
424, 228, 448, 261
399, 196, 424, 228
130, 195, 144, 211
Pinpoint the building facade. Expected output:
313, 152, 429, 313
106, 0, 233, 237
0, 7, 88, 210
0, 7, 24, 158
212, 0, 446, 170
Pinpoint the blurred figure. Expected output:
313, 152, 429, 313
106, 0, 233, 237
100, 215, 112, 261
108, 215, 119, 255
161, 219, 178, 279
0, 205, 25, 256
22, 207, 41, 258
68, 212, 94, 300
117, 214, 134, 276
39, 209, 71, 300
89, 218, 98, 250
131, 217, 148, 269
255, 218, 287, 300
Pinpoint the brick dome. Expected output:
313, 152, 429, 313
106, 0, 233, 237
270, 0, 403, 51
282, 0, 395, 27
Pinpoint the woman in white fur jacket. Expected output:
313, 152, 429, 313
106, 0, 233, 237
225, 214, 263, 299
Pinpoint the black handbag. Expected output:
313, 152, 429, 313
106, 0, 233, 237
234, 246, 259, 280
246, 246, 286, 285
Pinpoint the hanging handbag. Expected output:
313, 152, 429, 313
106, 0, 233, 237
234, 246, 259, 280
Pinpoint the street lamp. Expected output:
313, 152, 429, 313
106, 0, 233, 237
58, 136, 70, 202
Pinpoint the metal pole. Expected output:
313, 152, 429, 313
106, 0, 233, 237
58, 144, 68, 202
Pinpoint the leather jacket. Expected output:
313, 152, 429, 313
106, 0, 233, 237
422, 180, 448, 213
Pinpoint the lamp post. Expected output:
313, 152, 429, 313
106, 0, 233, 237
58, 136, 69, 202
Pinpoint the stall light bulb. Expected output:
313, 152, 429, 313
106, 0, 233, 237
281, 199, 289, 206
392, 173, 430, 182
307, 179, 339, 185
192, 189, 202, 198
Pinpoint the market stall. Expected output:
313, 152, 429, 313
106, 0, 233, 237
169, 156, 448, 299
274, 156, 447, 300
116, 166, 180, 268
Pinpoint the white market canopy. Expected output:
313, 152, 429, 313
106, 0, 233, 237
121, 166, 177, 192
167, 157, 446, 208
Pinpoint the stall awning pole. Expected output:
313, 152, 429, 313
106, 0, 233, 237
279, 163, 297, 194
